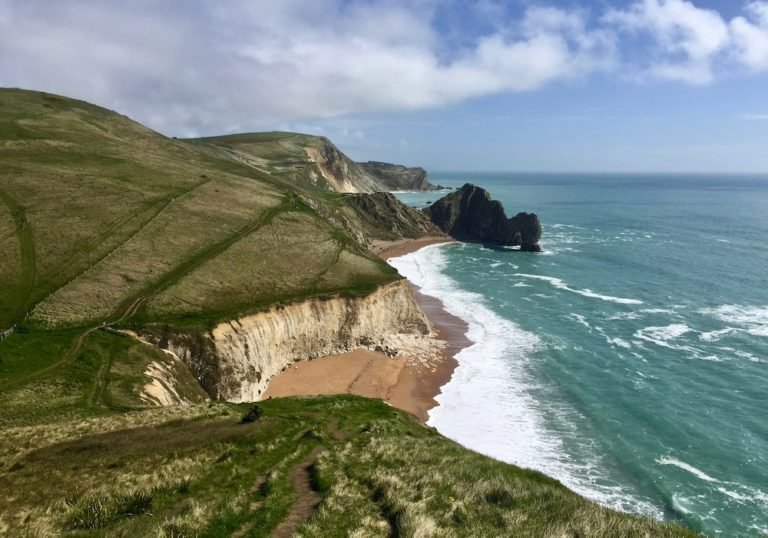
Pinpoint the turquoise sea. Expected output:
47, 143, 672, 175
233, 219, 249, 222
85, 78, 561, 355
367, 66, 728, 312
392, 174, 768, 537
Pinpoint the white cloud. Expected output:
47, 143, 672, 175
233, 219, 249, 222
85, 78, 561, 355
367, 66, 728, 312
731, 1, 768, 72
606, 0, 768, 83
605, 0, 730, 84
0, 0, 613, 135
0, 0, 765, 136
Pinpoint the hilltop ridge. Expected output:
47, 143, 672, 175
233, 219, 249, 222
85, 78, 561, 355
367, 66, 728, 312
187, 131, 441, 193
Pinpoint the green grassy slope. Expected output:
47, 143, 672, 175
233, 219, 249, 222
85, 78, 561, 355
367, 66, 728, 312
0, 396, 696, 538
0, 89, 397, 331
188, 131, 340, 191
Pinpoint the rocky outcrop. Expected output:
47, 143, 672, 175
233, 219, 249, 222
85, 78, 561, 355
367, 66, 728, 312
304, 139, 382, 193
342, 192, 445, 241
426, 183, 542, 251
139, 280, 432, 402
359, 161, 442, 191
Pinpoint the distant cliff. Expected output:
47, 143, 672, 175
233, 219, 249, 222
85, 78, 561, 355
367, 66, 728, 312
190, 132, 439, 193
359, 161, 441, 191
426, 183, 542, 251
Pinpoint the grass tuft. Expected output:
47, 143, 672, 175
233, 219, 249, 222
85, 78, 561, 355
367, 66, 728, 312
66, 490, 154, 529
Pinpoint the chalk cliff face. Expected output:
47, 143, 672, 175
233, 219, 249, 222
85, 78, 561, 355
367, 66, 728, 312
359, 161, 441, 191
304, 140, 383, 193
426, 183, 542, 251
193, 132, 440, 193
141, 280, 431, 402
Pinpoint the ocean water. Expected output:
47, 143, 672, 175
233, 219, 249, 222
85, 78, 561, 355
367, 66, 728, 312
391, 174, 768, 537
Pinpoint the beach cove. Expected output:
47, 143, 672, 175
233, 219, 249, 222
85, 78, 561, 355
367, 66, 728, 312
264, 237, 468, 423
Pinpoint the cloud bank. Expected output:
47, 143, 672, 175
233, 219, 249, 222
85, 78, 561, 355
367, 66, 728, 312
0, 0, 766, 135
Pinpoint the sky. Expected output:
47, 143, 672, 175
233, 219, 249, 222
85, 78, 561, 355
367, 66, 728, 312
0, 0, 767, 172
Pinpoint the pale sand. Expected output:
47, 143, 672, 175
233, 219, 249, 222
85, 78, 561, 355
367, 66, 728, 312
264, 237, 469, 423
371, 236, 454, 260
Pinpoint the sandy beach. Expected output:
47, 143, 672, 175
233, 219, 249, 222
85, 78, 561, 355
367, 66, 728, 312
264, 237, 468, 422
370, 236, 454, 260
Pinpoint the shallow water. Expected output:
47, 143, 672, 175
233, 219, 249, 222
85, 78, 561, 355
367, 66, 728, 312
393, 174, 768, 536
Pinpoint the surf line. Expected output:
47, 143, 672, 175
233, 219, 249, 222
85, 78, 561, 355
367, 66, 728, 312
514, 273, 643, 305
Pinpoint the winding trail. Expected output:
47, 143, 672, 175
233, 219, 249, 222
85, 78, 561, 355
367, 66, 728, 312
0, 325, 100, 392
271, 446, 325, 538
0, 188, 36, 327
108, 193, 294, 322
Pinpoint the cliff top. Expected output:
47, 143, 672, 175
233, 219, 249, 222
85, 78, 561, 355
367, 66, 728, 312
187, 131, 439, 193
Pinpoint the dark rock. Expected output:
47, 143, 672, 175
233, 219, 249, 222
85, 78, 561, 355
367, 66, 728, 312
241, 405, 262, 423
425, 184, 541, 251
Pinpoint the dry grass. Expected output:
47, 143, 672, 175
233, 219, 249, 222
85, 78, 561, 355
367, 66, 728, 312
0, 208, 21, 302
297, 413, 698, 538
144, 211, 392, 321
0, 396, 697, 537
29, 174, 283, 326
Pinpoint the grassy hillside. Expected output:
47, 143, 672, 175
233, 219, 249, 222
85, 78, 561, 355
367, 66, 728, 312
0, 89, 696, 537
188, 132, 384, 193
0, 89, 398, 331
0, 396, 696, 537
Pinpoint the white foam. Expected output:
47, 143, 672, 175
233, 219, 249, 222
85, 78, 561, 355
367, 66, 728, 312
512, 282, 532, 288
634, 324, 691, 349
718, 487, 752, 502
641, 308, 676, 314
607, 337, 632, 349
607, 311, 642, 321
514, 273, 643, 305
733, 349, 765, 363
390, 244, 660, 517
569, 313, 592, 331
671, 494, 692, 515
698, 328, 740, 342
748, 326, 768, 337
551, 223, 586, 229
657, 457, 719, 483
699, 305, 768, 338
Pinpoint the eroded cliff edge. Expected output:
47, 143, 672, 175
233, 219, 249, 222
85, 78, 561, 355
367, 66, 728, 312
138, 279, 433, 402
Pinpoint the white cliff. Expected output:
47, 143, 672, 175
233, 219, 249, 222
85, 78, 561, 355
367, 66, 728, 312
139, 279, 433, 402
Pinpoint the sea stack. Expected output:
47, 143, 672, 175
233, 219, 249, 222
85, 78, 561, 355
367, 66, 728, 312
425, 183, 542, 251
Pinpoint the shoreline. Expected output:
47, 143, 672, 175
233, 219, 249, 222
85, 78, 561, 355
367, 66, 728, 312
263, 237, 469, 422
370, 236, 454, 260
